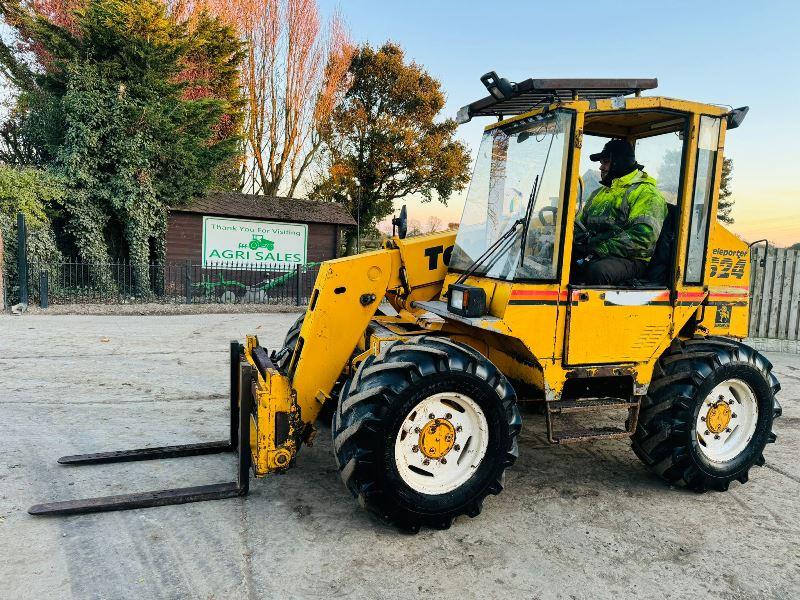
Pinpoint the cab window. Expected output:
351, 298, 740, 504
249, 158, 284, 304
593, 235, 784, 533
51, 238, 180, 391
685, 116, 721, 284
580, 111, 687, 209
450, 110, 573, 281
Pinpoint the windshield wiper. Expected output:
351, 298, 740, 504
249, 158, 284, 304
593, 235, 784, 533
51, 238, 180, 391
518, 174, 539, 266
453, 217, 524, 288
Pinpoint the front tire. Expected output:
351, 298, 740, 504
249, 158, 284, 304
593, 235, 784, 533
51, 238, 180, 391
333, 336, 521, 532
632, 336, 781, 491
271, 313, 305, 373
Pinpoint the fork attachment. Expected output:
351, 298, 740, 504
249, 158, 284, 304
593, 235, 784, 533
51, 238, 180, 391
28, 341, 253, 516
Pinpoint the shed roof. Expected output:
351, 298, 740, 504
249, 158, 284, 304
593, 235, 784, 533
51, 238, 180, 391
170, 192, 356, 226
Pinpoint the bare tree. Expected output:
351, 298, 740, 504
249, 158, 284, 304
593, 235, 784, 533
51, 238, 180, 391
425, 215, 442, 233
194, 0, 351, 197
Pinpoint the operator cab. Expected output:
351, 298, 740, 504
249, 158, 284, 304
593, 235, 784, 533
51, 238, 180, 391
449, 97, 690, 291
449, 76, 739, 298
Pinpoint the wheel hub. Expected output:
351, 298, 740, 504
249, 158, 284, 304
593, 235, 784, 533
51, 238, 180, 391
394, 392, 489, 495
695, 378, 759, 463
706, 401, 732, 434
418, 418, 456, 459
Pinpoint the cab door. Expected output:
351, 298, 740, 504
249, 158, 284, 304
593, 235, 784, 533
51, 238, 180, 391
564, 287, 673, 365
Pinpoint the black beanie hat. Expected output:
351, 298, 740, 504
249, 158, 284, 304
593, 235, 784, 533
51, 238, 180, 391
590, 139, 641, 184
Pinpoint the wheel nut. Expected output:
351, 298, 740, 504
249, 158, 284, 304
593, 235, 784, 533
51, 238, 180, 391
422, 458, 430, 465
725, 428, 731, 433
704, 430, 710, 435
714, 434, 720, 439
412, 445, 419, 453
414, 427, 420, 433
454, 444, 461, 451
428, 413, 435, 419
718, 395, 725, 401
440, 458, 447, 465
445, 413, 453, 419
701, 416, 706, 421
731, 413, 737, 418
456, 425, 463, 432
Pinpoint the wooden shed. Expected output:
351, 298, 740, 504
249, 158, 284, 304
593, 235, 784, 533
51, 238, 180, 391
166, 193, 356, 266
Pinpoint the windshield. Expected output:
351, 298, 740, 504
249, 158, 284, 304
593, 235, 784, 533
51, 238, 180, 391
450, 110, 572, 281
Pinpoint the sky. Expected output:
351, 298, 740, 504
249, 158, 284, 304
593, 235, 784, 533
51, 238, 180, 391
319, 0, 800, 246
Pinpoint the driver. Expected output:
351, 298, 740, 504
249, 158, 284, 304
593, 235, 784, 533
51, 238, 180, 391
572, 139, 667, 285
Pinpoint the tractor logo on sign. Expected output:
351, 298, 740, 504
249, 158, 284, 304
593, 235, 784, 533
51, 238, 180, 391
248, 234, 275, 251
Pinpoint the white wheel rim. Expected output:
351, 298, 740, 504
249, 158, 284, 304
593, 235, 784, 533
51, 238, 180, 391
394, 392, 489, 495
695, 378, 758, 463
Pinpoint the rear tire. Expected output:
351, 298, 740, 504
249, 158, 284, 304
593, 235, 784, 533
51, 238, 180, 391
332, 336, 521, 532
632, 336, 781, 491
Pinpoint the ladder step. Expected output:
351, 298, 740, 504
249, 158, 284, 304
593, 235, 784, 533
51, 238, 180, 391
548, 398, 637, 414
552, 427, 630, 444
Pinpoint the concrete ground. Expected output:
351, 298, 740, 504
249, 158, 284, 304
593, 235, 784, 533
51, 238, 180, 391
1, 313, 798, 600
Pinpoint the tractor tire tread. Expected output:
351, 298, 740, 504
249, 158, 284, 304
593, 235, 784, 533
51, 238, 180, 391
332, 335, 520, 531
632, 336, 780, 492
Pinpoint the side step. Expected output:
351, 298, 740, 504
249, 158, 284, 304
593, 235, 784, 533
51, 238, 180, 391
545, 397, 640, 444
29, 341, 254, 516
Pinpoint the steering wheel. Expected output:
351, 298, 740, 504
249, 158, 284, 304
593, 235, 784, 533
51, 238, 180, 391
538, 206, 557, 227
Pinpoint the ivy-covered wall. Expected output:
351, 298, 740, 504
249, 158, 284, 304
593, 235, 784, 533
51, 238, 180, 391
0, 0, 244, 298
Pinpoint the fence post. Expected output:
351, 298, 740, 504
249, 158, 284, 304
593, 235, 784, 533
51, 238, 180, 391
184, 259, 192, 304
295, 264, 302, 305
17, 212, 28, 305
39, 270, 49, 309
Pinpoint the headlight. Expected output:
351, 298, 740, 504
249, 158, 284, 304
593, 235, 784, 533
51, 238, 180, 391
447, 284, 486, 318
450, 289, 464, 310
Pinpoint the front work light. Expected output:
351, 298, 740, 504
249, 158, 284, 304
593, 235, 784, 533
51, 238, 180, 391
447, 284, 487, 318
480, 71, 517, 101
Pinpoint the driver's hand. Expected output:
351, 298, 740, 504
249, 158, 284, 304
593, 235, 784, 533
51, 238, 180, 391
573, 239, 590, 257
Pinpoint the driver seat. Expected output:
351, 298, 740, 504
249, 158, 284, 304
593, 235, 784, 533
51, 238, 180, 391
641, 203, 677, 286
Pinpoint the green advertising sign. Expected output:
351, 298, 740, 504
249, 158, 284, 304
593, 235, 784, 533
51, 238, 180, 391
201, 216, 308, 267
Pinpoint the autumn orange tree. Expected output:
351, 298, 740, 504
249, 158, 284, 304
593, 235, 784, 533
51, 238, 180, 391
311, 43, 470, 254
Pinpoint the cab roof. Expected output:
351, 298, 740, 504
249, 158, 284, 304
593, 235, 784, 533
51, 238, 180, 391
458, 76, 745, 134
457, 77, 659, 123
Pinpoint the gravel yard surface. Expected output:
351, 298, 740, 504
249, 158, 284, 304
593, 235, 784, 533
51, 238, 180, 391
1, 313, 798, 599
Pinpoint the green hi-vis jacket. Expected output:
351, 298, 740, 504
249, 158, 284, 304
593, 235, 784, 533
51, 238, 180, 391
576, 169, 668, 262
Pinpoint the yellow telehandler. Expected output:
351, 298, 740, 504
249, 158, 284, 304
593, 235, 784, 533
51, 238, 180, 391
31, 76, 781, 532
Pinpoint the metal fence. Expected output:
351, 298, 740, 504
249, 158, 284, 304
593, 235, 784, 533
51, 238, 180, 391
21, 259, 321, 306
749, 246, 800, 341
